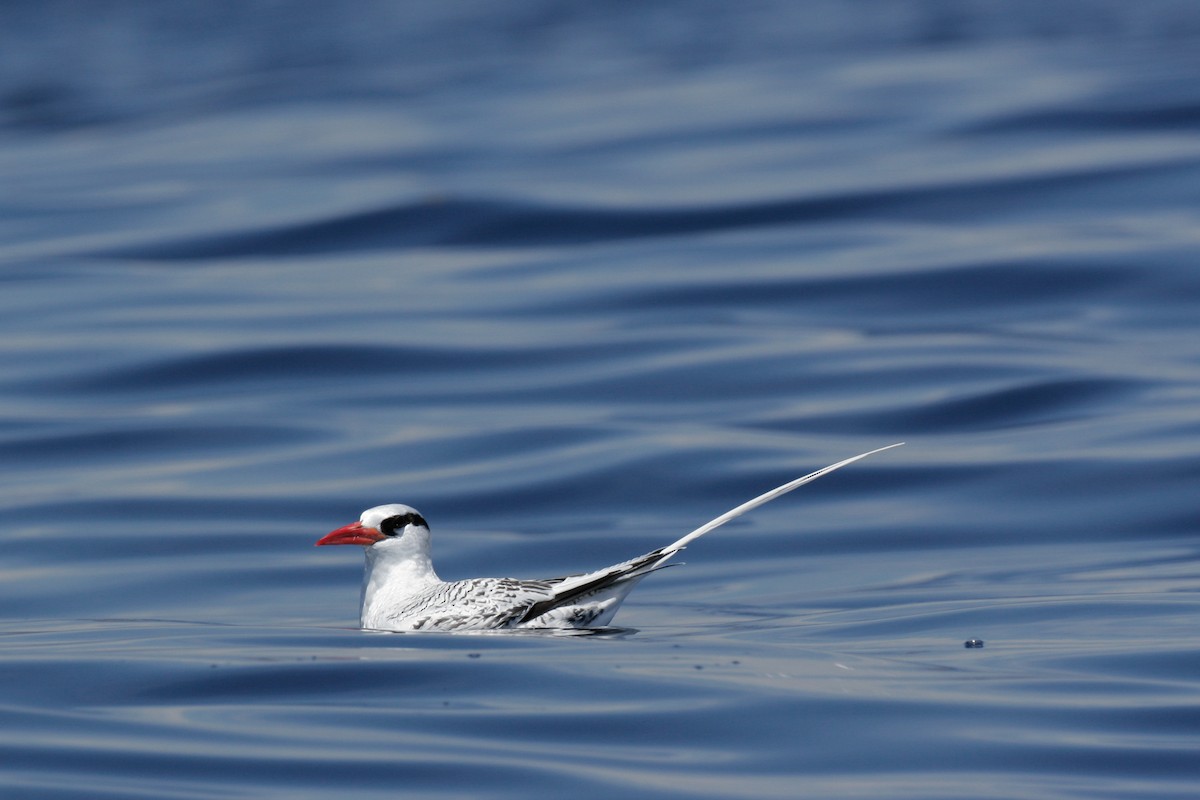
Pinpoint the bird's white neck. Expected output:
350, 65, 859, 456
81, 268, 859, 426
359, 527, 441, 626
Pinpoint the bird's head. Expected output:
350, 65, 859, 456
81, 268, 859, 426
315, 504, 429, 548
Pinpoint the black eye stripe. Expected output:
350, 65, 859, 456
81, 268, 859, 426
380, 512, 427, 536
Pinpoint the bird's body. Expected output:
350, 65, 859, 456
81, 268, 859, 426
317, 443, 901, 632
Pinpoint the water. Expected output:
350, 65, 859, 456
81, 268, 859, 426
4, 2, 1200, 797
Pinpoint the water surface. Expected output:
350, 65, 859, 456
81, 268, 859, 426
3, 2, 1200, 798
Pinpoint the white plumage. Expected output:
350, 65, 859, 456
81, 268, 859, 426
316, 443, 902, 632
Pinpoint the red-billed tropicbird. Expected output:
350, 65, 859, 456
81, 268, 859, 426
316, 443, 902, 631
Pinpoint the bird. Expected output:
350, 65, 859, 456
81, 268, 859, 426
315, 443, 903, 632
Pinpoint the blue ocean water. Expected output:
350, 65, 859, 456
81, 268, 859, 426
3, 2, 1200, 798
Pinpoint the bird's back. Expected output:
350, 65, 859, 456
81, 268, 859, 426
362, 576, 562, 631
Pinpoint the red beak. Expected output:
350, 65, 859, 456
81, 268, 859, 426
315, 522, 386, 547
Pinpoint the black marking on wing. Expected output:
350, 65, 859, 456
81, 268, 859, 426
399, 577, 566, 630
516, 548, 671, 624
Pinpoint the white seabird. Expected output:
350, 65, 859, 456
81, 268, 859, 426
316, 443, 902, 632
